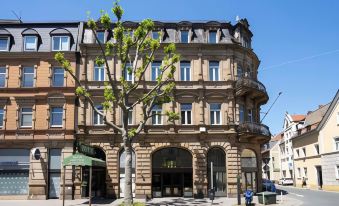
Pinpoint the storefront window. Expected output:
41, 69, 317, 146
241, 149, 257, 193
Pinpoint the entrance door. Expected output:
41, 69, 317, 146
316, 166, 323, 189
207, 148, 227, 196
163, 173, 183, 197
48, 149, 61, 199
243, 172, 257, 192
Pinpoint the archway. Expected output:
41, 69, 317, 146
241, 149, 257, 193
207, 147, 226, 196
152, 147, 193, 197
119, 149, 136, 198
81, 147, 106, 198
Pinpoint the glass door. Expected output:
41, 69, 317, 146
48, 149, 61, 199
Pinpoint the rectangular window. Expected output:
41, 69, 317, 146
296, 149, 300, 157
0, 67, 6, 87
124, 62, 133, 82
93, 105, 104, 125
50, 107, 63, 127
335, 137, 339, 151
52, 36, 70, 51
151, 105, 162, 125
248, 109, 253, 122
52, 67, 64, 87
336, 165, 339, 179
302, 147, 306, 157
0, 108, 3, 128
128, 109, 133, 125
239, 104, 245, 123
20, 107, 33, 128
22, 67, 34, 87
297, 168, 301, 178
181, 103, 192, 125
303, 167, 307, 177
209, 61, 219, 81
315, 144, 319, 155
210, 103, 221, 125
237, 65, 243, 78
208, 30, 217, 43
0, 37, 9, 51
337, 112, 339, 125
151, 61, 161, 81
152, 31, 160, 40
24, 36, 37, 51
96, 31, 105, 43
94, 64, 105, 81
180, 61, 191, 81
180, 30, 189, 43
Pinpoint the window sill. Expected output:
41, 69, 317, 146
50, 126, 63, 128
20, 126, 32, 129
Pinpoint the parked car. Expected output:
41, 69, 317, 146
262, 179, 276, 192
278, 178, 293, 185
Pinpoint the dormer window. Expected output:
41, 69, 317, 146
152, 31, 160, 40
180, 30, 189, 43
208, 30, 217, 43
52, 36, 70, 51
96, 31, 105, 44
0, 37, 10, 51
24, 36, 38, 51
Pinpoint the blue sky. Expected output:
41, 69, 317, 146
1, 0, 339, 135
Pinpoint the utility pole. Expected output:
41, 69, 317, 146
260, 92, 282, 123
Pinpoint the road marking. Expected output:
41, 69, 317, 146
290, 192, 304, 197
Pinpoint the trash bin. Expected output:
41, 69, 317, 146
257, 192, 277, 205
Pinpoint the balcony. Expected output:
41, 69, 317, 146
235, 77, 269, 104
238, 122, 271, 143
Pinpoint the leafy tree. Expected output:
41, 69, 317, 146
55, 1, 179, 205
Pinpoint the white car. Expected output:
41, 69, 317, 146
278, 178, 293, 185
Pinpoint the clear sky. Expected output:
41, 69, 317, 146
1, 0, 339, 135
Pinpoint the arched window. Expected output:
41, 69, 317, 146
207, 148, 226, 196
241, 149, 257, 193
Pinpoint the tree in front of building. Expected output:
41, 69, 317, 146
55, 1, 179, 205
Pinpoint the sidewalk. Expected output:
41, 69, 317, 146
0, 196, 303, 206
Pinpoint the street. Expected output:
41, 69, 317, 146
277, 185, 339, 206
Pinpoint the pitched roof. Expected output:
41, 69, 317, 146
304, 104, 330, 126
291, 114, 306, 122
271, 132, 283, 141
317, 90, 339, 131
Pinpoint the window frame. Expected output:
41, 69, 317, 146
94, 64, 105, 81
23, 35, 38, 51
314, 144, 320, 155
21, 66, 35, 88
297, 167, 301, 178
93, 105, 104, 125
302, 147, 306, 157
210, 103, 221, 125
152, 31, 160, 40
151, 61, 162, 81
180, 30, 189, 43
0, 36, 10, 51
96, 31, 106, 44
52, 36, 70, 51
50, 107, 63, 128
0, 107, 4, 128
151, 105, 162, 125
303, 167, 307, 178
180, 61, 191, 81
181, 103, 192, 125
0, 66, 6, 88
336, 165, 339, 179
20, 107, 33, 128
208, 30, 217, 44
334, 137, 339, 151
209, 61, 220, 81
239, 104, 245, 123
124, 62, 134, 82
128, 109, 133, 125
52, 67, 64, 87
296, 149, 300, 157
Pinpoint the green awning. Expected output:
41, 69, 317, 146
63, 152, 106, 167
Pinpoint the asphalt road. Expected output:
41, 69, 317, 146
277, 185, 339, 206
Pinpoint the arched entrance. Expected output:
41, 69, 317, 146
81, 147, 106, 198
207, 147, 227, 196
241, 149, 257, 193
152, 147, 193, 197
119, 149, 136, 198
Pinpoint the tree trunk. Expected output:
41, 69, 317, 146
123, 137, 133, 206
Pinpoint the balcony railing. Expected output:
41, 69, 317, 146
238, 122, 271, 137
235, 77, 268, 98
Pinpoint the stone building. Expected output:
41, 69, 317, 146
76, 19, 270, 199
261, 133, 282, 183
0, 21, 82, 199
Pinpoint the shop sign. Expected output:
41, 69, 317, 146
76, 142, 96, 156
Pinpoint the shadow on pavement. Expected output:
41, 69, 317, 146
276, 188, 288, 195
146, 198, 221, 206
80, 198, 115, 204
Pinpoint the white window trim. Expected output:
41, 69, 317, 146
151, 63, 161, 81
21, 66, 35, 88
0, 66, 6, 88
181, 104, 192, 125
180, 30, 190, 43
151, 107, 162, 125
94, 65, 105, 81
50, 107, 64, 128
334, 137, 339, 151
180, 62, 191, 81
23, 36, 38, 51
20, 107, 33, 128
52, 67, 64, 87
0, 107, 4, 128
52, 36, 70, 51
96, 31, 106, 44
209, 62, 220, 81
303, 167, 307, 178
0, 36, 10, 51
210, 103, 222, 125
128, 109, 133, 125
125, 63, 134, 82
208, 30, 218, 44
93, 106, 104, 126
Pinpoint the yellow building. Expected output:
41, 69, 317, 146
292, 90, 339, 191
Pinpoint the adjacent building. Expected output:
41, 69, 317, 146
0, 19, 271, 200
292, 90, 339, 191
0, 21, 81, 199
279, 113, 305, 180
261, 133, 282, 183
